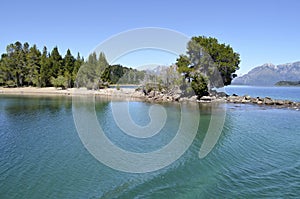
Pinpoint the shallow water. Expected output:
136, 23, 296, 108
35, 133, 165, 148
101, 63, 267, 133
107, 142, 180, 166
0, 95, 299, 198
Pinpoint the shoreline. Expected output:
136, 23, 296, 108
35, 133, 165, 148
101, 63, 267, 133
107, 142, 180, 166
1, 87, 300, 110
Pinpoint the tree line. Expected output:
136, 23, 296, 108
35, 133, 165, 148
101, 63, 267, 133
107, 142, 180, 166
0, 41, 83, 88
0, 36, 241, 98
0, 41, 143, 89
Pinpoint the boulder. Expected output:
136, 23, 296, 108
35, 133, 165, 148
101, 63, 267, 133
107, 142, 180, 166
200, 96, 213, 101
256, 97, 263, 101
275, 100, 285, 105
284, 100, 293, 105
148, 91, 155, 98
241, 99, 250, 103
189, 95, 198, 101
173, 94, 181, 101
264, 98, 274, 105
216, 92, 228, 97
250, 98, 257, 103
162, 95, 168, 101
257, 101, 263, 105
244, 95, 251, 100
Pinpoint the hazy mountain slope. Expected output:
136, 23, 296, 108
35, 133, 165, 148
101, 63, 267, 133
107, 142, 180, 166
232, 62, 300, 86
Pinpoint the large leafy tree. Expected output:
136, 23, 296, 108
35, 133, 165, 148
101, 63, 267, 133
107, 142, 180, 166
189, 36, 240, 86
176, 36, 240, 97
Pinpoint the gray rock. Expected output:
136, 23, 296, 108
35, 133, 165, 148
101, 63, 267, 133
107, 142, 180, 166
173, 94, 181, 101
244, 95, 251, 100
264, 98, 274, 105
148, 91, 155, 98
284, 100, 293, 105
200, 96, 212, 101
257, 101, 263, 105
275, 100, 285, 105
189, 95, 198, 101
241, 99, 250, 103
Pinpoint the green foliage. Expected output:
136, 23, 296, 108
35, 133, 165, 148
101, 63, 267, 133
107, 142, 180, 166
176, 55, 192, 81
40, 46, 51, 87
101, 64, 145, 85
50, 75, 68, 89
0, 42, 82, 88
189, 36, 240, 86
0, 37, 239, 93
49, 47, 63, 77
176, 36, 240, 97
25, 45, 41, 87
75, 51, 110, 89
191, 74, 208, 98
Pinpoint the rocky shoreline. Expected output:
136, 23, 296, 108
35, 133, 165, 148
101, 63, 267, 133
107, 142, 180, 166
140, 89, 300, 110
1, 87, 299, 110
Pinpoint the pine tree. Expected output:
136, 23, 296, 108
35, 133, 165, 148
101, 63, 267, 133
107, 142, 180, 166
40, 47, 51, 87
63, 49, 75, 88
26, 45, 41, 86
49, 46, 63, 78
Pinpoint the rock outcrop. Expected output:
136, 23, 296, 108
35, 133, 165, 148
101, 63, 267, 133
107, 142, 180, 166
141, 89, 300, 110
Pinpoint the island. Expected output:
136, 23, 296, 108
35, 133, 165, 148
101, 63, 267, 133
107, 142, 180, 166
275, 81, 300, 86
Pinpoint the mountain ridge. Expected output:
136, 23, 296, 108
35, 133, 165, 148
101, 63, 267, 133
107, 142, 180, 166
232, 61, 300, 86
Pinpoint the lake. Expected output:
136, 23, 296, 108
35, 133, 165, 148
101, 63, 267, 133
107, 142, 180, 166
224, 85, 300, 102
0, 89, 300, 198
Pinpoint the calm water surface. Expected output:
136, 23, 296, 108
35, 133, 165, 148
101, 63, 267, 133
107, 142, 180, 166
225, 85, 300, 102
0, 94, 299, 198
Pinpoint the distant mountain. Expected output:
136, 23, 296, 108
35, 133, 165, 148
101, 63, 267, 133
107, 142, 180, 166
232, 62, 300, 86
141, 65, 170, 75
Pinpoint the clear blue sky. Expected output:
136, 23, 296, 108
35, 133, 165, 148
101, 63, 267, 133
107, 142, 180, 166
1, 0, 299, 74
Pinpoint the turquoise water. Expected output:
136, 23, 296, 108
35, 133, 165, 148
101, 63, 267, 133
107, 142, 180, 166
225, 85, 300, 102
0, 95, 300, 198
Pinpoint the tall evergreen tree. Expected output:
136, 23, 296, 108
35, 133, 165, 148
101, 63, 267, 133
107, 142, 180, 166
72, 52, 83, 87
63, 49, 75, 88
26, 45, 41, 86
40, 46, 51, 87
49, 47, 63, 78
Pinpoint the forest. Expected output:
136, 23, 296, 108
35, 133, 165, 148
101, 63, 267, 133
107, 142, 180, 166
0, 42, 142, 89
0, 37, 240, 97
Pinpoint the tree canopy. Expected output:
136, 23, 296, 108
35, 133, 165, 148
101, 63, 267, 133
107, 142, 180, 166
0, 37, 240, 94
0, 42, 83, 88
176, 36, 240, 97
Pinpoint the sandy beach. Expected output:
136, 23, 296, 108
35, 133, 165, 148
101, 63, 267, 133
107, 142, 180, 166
0, 87, 144, 98
0, 87, 73, 96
